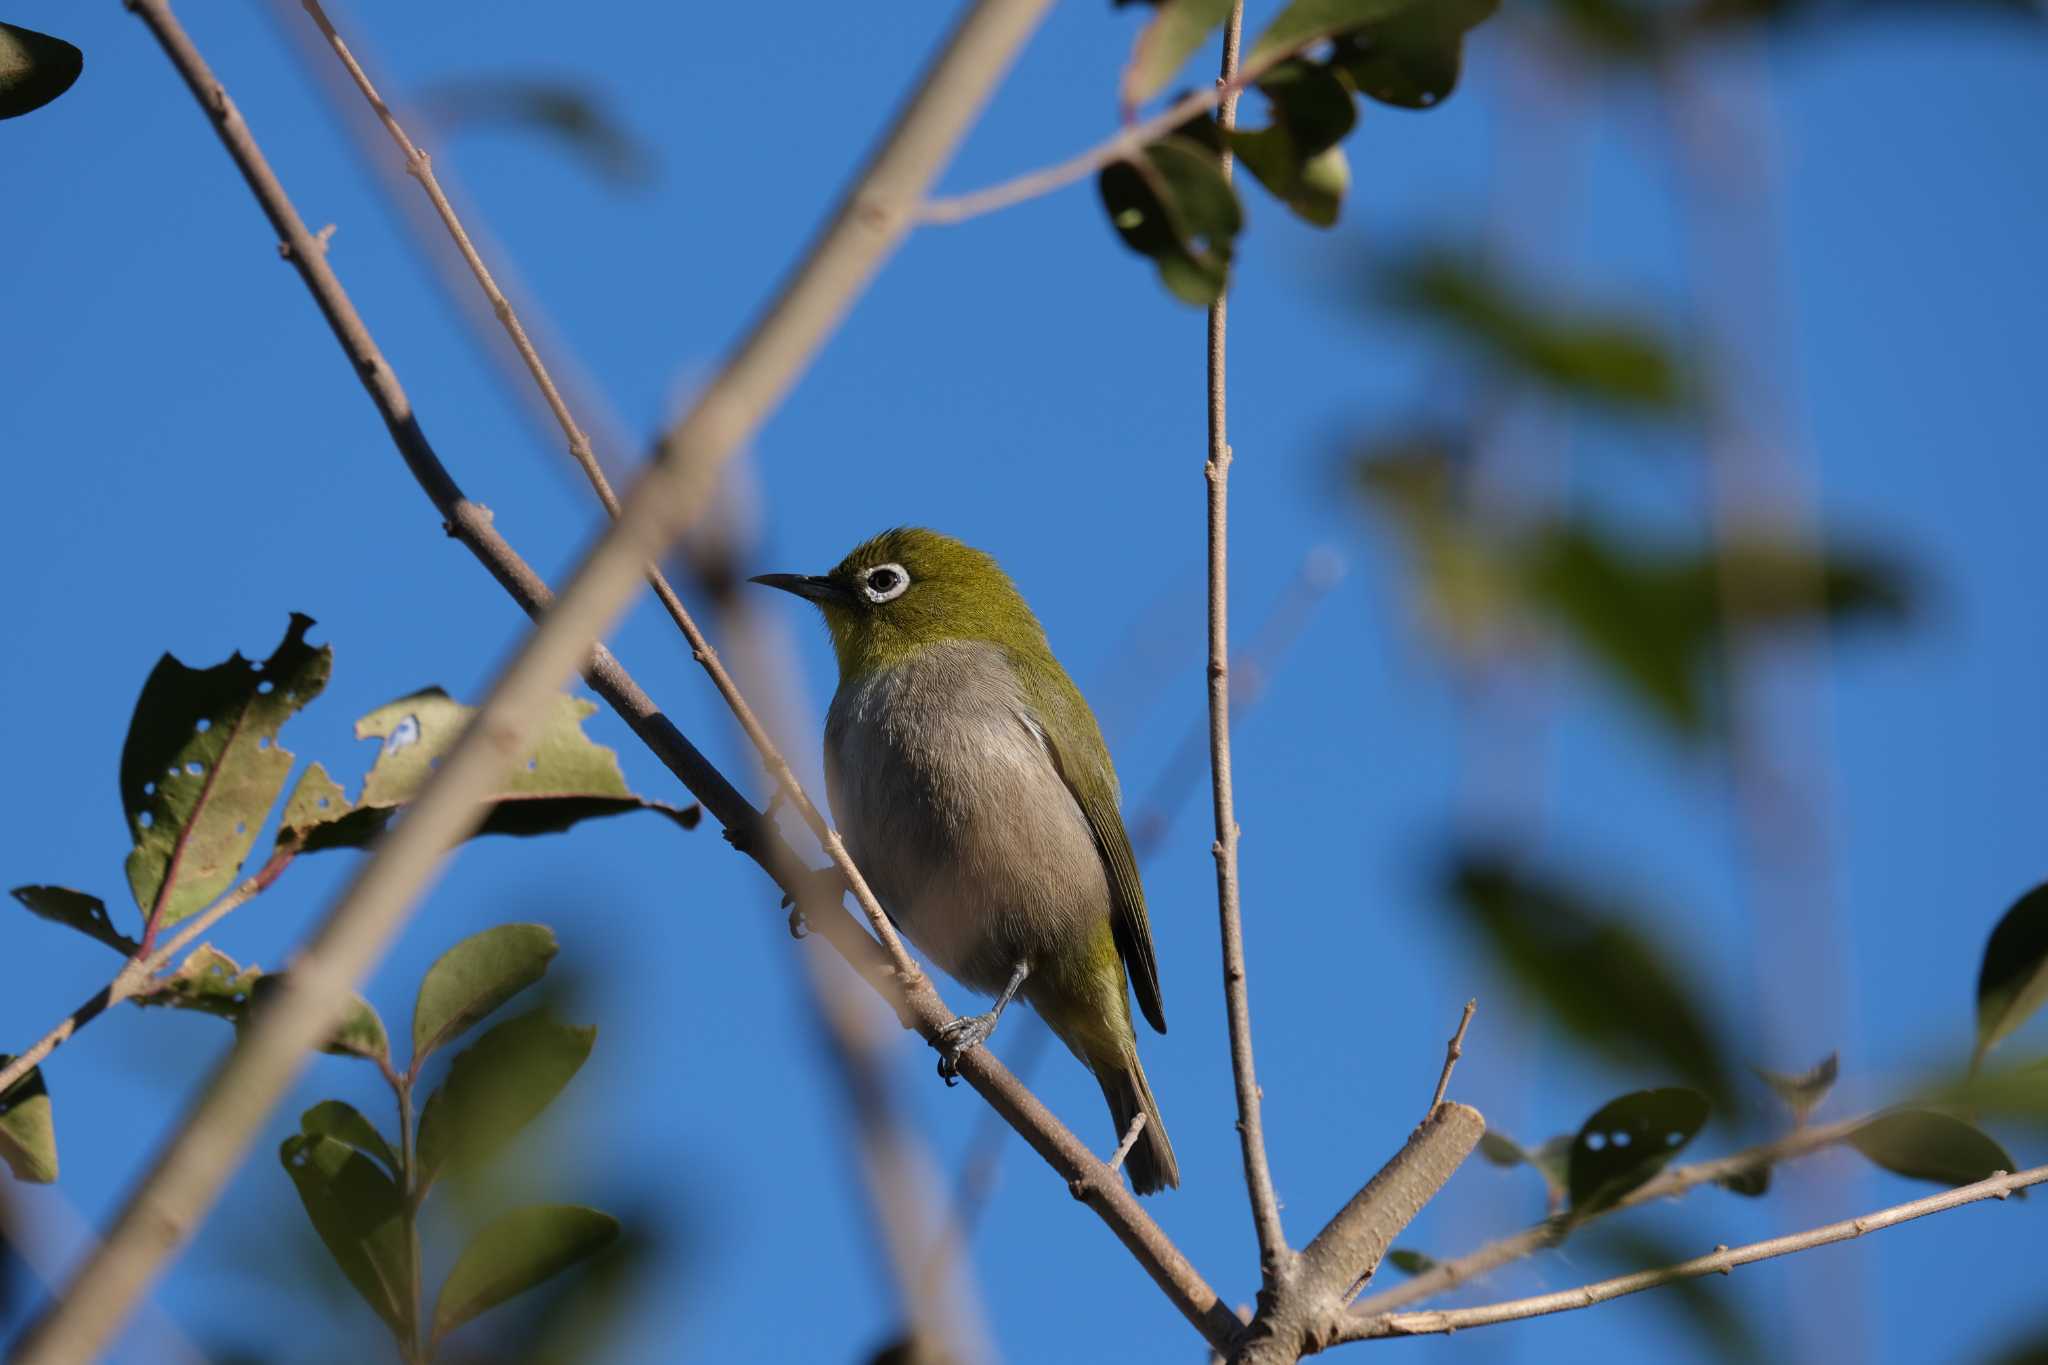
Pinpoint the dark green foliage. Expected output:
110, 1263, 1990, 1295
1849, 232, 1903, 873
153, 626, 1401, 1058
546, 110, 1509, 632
1976, 884, 2048, 1072
1099, 136, 1243, 306
298, 1100, 400, 1178
1448, 851, 1738, 1108
1848, 1109, 2019, 1189
1229, 60, 1356, 227
279, 1133, 414, 1337
0, 23, 82, 120
0, 1062, 56, 1183
1568, 1087, 1711, 1215
1330, 0, 1500, 108
417, 1009, 595, 1185
412, 924, 561, 1069
433, 1205, 620, 1342
9, 887, 138, 957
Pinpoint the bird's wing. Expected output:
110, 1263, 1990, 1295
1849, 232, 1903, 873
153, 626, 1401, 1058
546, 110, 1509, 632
1017, 660, 1166, 1035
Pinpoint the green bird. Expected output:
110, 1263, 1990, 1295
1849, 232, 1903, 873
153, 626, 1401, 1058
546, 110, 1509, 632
753, 527, 1178, 1194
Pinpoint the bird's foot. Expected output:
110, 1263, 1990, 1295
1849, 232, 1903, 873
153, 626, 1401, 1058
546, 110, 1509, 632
779, 864, 852, 939
935, 1011, 999, 1087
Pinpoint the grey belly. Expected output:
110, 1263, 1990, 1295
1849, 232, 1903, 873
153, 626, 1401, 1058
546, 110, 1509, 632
824, 644, 1109, 996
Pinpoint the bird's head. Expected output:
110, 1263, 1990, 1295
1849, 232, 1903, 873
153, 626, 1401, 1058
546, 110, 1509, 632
751, 527, 1047, 679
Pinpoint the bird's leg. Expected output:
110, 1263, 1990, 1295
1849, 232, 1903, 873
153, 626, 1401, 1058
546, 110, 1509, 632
778, 864, 853, 939
936, 960, 1031, 1085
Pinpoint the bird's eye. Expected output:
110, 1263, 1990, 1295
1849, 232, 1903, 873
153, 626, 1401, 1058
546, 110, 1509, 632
861, 563, 910, 603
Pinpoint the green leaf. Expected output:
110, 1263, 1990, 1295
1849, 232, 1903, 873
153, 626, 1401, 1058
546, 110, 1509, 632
1568, 1087, 1710, 1216
415, 79, 653, 187
1385, 1248, 1437, 1276
432, 1204, 620, 1341
1231, 129, 1349, 228
1098, 135, 1243, 306
299, 1100, 400, 1177
1250, 58, 1358, 156
278, 688, 697, 853
137, 944, 263, 1021
1246, 0, 1418, 71
412, 924, 560, 1068
122, 614, 330, 929
279, 1133, 414, 1339
416, 1009, 594, 1184
1754, 1052, 1839, 1122
1477, 1130, 1526, 1166
1448, 851, 1737, 1108
1475, 1128, 1572, 1203
1976, 883, 2048, 1072
1716, 1164, 1771, 1197
1329, 0, 1500, 109
1848, 1109, 2018, 1189
11, 885, 139, 956
1120, 0, 1236, 108
252, 976, 390, 1063
0, 1062, 57, 1183
0, 23, 82, 120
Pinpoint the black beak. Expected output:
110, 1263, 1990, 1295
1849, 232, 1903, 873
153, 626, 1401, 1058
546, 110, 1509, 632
749, 572, 852, 605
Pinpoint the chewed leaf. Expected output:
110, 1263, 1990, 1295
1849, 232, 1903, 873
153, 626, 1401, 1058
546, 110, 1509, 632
122, 614, 330, 930
0, 1061, 57, 1183
279, 688, 697, 852
1975, 883, 2048, 1072
138, 944, 263, 1020
1121, 0, 1236, 108
1849, 1109, 2018, 1190
432, 1204, 620, 1340
1568, 1087, 1710, 1217
11, 886, 139, 956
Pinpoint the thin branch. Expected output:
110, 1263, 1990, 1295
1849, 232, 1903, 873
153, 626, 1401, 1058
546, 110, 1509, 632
1342, 1164, 2048, 1341
1204, 0, 1288, 1291
0, 844, 298, 1099
15, 2, 1063, 1359
1429, 1000, 1478, 1115
1352, 1111, 1871, 1313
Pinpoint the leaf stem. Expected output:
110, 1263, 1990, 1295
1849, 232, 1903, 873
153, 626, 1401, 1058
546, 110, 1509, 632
395, 1076, 426, 1363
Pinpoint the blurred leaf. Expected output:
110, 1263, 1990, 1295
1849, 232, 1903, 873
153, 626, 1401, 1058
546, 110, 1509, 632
1387, 252, 1686, 411
1228, 59, 1357, 228
1977, 1321, 2048, 1365
1848, 1108, 2018, 1189
1582, 1224, 1767, 1363
1246, 0, 1418, 69
249, 974, 390, 1064
432, 1204, 619, 1341
1477, 1130, 1526, 1166
1350, 434, 1524, 646
416, 78, 654, 187
1099, 136, 1243, 306
1330, 0, 1500, 108
1385, 1248, 1437, 1276
299, 1100, 399, 1178
413, 924, 560, 1069
1449, 851, 1737, 1108
279, 1133, 413, 1339
10, 886, 138, 956
0, 23, 82, 120
1120, 0, 1235, 107
1475, 1129, 1573, 1204
123, 614, 329, 929
0, 1063, 56, 1184
1754, 1052, 1839, 1122
1716, 1163, 1772, 1196
417, 1009, 594, 1184
1976, 883, 2048, 1072
278, 688, 697, 853
1568, 1087, 1710, 1216
1251, 57, 1358, 155
1929, 1058, 2048, 1124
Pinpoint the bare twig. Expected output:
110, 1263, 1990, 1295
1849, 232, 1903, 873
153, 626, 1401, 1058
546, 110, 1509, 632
1352, 1111, 1871, 1313
1342, 1164, 2048, 1341
1203, 0, 1289, 1292
15, 2, 1068, 1359
0, 844, 298, 1099
1105, 1113, 1150, 1177
1428, 999, 1478, 1115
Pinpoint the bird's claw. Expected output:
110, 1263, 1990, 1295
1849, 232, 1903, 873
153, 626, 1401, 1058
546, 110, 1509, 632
779, 865, 852, 939
935, 1011, 997, 1086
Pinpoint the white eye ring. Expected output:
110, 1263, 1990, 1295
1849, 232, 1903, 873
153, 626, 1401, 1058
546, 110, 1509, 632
860, 562, 910, 603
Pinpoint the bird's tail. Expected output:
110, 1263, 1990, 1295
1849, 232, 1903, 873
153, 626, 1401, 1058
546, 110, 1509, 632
1092, 1049, 1179, 1195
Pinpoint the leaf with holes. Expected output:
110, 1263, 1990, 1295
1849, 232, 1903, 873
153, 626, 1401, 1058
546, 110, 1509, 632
416, 1009, 594, 1184
122, 614, 330, 931
1755, 1052, 1839, 1122
1329, 0, 1499, 109
1448, 852, 1737, 1108
11, 886, 139, 956
0, 1061, 56, 1183
278, 688, 697, 854
280, 1133, 414, 1339
412, 924, 559, 1068
135, 944, 264, 1021
1119, 0, 1236, 109
299, 1100, 400, 1177
1568, 1087, 1710, 1217
1848, 1109, 2018, 1190
1975, 883, 2048, 1073
1099, 136, 1242, 306
0, 23, 82, 120
432, 1204, 620, 1341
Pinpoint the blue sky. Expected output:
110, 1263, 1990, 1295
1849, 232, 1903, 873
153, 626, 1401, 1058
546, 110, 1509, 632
2, 2, 2045, 1362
